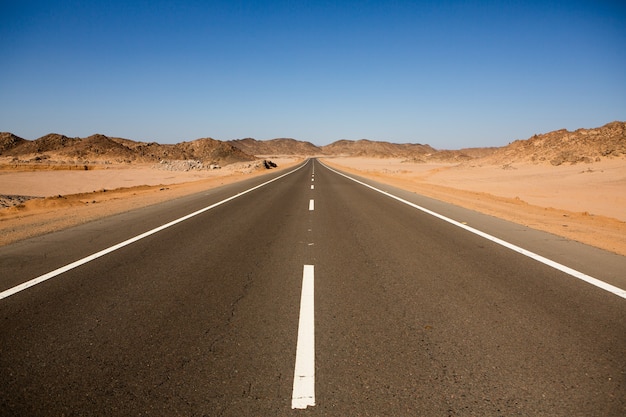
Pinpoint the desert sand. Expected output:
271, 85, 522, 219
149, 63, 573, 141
1, 156, 625, 256
0, 162, 268, 197
0, 158, 300, 246
321, 157, 626, 256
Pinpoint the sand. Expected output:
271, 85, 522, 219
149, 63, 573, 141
0, 158, 301, 246
321, 157, 626, 256
1, 156, 625, 256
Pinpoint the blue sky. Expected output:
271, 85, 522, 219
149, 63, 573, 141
1, 0, 625, 148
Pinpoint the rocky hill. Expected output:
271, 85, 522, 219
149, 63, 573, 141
228, 138, 322, 156
0, 133, 255, 165
0, 132, 27, 153
485, 121, 626, 165
1, 121, 623, 166
321, 139, 436, 158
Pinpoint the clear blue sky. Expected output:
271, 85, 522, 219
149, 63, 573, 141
1, 0, 625, 148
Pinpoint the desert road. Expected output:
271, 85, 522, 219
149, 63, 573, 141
1, 159, 625, 416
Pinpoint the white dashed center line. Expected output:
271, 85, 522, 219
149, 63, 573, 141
309, 199, 314, 211
292, 265, 315, 409
311, 184, 314, 190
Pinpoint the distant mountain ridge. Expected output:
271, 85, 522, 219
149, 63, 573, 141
321, 139, 436, 158
483, 121, 626, 165
1, 121, 624, 165
227, 138, 322, 156
0, 133, 255, 165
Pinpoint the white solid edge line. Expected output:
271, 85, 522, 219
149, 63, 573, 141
320, 161, 626, 300
0, 161, 310, 301
309, 199, 315, 211
292, 265, 315, 409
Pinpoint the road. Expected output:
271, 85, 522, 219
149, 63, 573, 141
1, 158, 625, 416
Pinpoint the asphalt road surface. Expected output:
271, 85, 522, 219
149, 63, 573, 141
1, 159, 624, 416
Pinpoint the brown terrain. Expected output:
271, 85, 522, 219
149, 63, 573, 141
1, 121, 625, 255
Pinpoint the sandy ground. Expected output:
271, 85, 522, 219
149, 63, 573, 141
0, 161, 275, 197
321, 157, 626, 256
0, 158, 300, 246
1, 156, 625, 256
